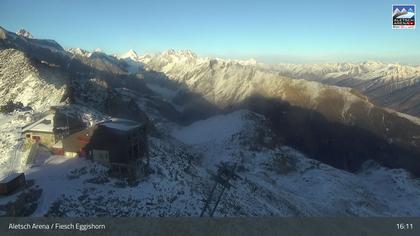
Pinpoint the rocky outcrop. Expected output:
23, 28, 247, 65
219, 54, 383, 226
0, 49, 67, 111
16, 29, 33, 39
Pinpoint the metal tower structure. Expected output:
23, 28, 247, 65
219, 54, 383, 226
200, 162, 241, 217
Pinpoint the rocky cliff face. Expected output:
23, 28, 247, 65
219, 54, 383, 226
135, 51, 420, 175
0, 48, 67, 111
16, 29, 34, 39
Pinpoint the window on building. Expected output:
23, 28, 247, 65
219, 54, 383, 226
42, 120, 51, 125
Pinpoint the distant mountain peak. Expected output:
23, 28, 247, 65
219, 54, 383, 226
16, 29, 33, 38
66, 48, 91, 57
119, 49, 140, 61
162, 49, 176, 55
127, 49, 137, 54
161, 49, 197, 59
234, 58, 258, 66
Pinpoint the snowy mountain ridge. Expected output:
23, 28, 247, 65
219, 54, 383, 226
121, 49, 420, 117
66, 48, 92, 58
130, 49, 420, 178
269, 62, 420, 116
118, 49, 141, 61
270, 61, 420, 84
119, 49, 420, 119
16, 29, 33, 39
1, 26, 420, 217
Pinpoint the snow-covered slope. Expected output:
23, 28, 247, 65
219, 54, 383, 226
172, 110, 250, 145
136, 50, 420, 151
0, 48, 67, 111
122, 50, 420, 179
1, 26, 420, 217
170, 110, 420, 216
139, 51, 420, 116
139, 50, 355, 108
0, 113, 29, 179
66, 48, 128, 74
270, 62, 420, 116
2, 110, 418, 217
0, 28, 72, 187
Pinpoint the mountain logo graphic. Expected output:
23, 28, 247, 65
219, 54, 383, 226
392, 4, 416, 29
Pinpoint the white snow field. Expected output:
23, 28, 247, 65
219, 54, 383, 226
2, 110, 420, 216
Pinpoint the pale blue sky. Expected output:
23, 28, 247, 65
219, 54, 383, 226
0, 0, 419, 63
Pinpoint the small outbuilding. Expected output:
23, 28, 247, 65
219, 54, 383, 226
21, 113, 56, 148
0, 173, 26, 195
22, 108, 87, 156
